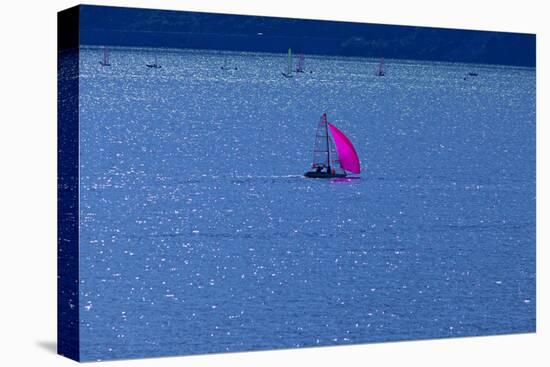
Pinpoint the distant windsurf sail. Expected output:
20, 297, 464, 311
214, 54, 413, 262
376, 57, 385, 76
100, 46, 110, 66
296, 52, 305, 72
282, 48, 293, 77
287, 48, 292, 74
327, 123, 361, 174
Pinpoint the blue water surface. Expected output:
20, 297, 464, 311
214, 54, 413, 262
78, 47, 535, 361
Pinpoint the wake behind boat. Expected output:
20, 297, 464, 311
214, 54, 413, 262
304, 113, 361, 178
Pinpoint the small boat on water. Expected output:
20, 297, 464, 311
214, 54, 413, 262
146, 54, 161, 68
99, 46, 111, 66
282, 48, 294, 78
220, 56, 237, 71
468, 72, 478, 76
304, 113, 361, 178
375, 57, 385, 76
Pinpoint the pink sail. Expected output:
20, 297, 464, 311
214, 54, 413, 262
328, 123, 360, 174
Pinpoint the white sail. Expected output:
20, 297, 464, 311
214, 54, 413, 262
282, 48, 293, 77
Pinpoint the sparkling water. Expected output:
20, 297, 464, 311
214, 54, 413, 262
77, 46, 535, 361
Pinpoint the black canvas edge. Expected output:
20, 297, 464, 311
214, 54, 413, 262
57, 4, 81, 362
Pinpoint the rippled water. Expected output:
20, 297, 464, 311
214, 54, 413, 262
78, 46, 535, 361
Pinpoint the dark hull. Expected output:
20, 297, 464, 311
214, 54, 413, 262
304, 171, 347, 179
99, 62, 111, 66
146, 64, 162, 68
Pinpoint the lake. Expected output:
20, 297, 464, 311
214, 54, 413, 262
77, 46, 535, 361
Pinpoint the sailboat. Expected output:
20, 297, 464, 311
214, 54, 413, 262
220, 56, 237, 71
304, 113, 361, 178
146, 54, 161, 68
295, 52, 305, 73
221, 57, 229, 70
282, 48, 293, 78
99, 46, 111, 66
375, 57, 385, 76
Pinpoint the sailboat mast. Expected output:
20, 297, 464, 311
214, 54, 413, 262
288, 48, 292, 75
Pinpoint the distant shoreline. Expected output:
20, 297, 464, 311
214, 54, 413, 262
67, 5, 536, 67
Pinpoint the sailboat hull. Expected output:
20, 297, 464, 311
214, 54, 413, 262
304, 171, 347, 179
